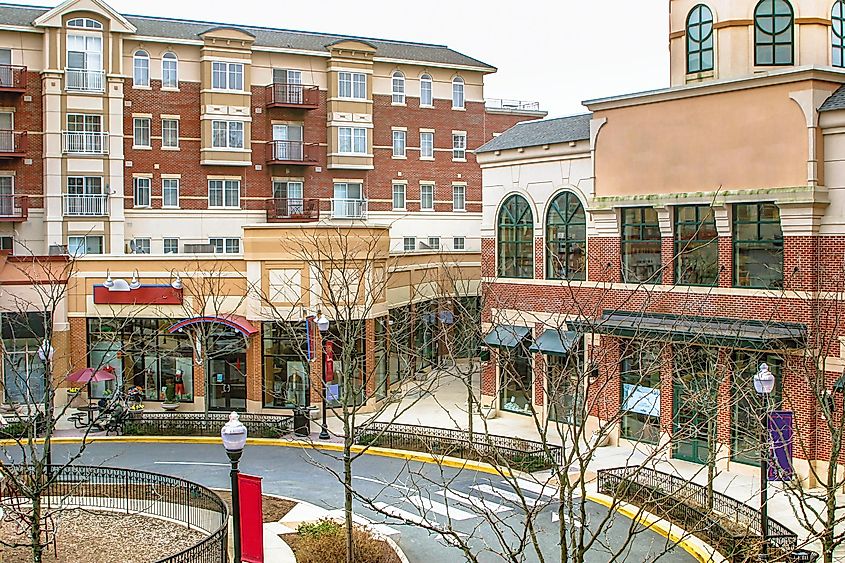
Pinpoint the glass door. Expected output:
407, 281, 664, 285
0, 176, 12, 216
208, 353, 247, 411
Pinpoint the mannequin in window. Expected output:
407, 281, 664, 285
174, 369, 185, 399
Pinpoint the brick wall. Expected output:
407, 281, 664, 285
0, 73, 44, 206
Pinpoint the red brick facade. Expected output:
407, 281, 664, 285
0, 73, 44, 209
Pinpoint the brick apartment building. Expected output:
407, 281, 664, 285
0, 0, 541, 414
477, 0, 845, 486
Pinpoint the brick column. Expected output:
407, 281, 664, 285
659, 344, 674, 435
588, 336, 621, 421
534, 236, 544, 279
481, 350, 497, 405
784, 353, 817, 463
661, 238, 675, 285
310, 329, 324, 405
364, 318, 376, 399
718, 237, 732, 287
68, 317, 87, 373
246, 324, 262, 409
587, 238, 621, 284
716, 349, 732, 445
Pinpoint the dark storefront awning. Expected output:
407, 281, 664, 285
571, 311, 806, 350
483, 325, 531, 349
529, 329, 580, 356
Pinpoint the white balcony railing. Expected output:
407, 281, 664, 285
331, 198, 367, 219
62, 131, 109, 155
65, 68, 105, 92
63, 194, 108, 216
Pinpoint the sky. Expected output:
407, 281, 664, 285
12, 0, 671, 118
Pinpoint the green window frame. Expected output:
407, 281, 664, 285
834, 1, 845, 67
733, 202, 783, 289
620, 340, 662, 445
754, 0, 794, 66
731, 352, 782, 467
621, 207, 662, 284
687, 4, 714, 73
497, 194, 534, 279
674, 205, 719, 286
546, 191, 586, 281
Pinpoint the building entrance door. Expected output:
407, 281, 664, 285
672, 380, 711, 464
208, 353, 247, 411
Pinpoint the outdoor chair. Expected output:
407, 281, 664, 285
68, 412, 86, 429
103, 405, 128, 436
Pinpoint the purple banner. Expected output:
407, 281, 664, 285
768, 410, 793, 482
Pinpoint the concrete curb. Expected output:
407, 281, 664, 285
586, 492, 726, 563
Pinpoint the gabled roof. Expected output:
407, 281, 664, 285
821, 84, 845, 112
32, 0, 136, 33
0, 3, 495, 70
476, 113, 592, 153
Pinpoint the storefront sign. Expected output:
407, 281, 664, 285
325, 340, 335, 382
622, 384, 660, 418
768, 410, 794, 482
94, 284, 182, 305
237, 474, 264, 563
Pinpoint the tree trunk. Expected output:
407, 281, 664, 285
30, 493, 43, 563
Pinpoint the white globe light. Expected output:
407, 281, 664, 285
316, 314, 330, 333
221, 411, 248, 452
753, 363, 775, 396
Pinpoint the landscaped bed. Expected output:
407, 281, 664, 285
215, 490, 297, 522
0, 510, 205, 562
282, 519, 401, 563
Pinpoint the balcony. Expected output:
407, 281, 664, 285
0, 195, 28, 222
65, 68, 105, 92
266, 83, 319, 109
266, 198, 320, 223
484, 98, 546, 116
63, 194, 108, 216
0, 130, 26, 158
0, 64, 27, 93
330, 198, 366, 220
266, 140, 317, 166
62, 131, 109, 155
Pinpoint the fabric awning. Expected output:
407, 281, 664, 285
571, 311, 806, 350
167, 314, 259, 338
483, 325, 531, 349
529, 330, 580, 356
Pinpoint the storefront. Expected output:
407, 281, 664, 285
262, 321, 309, 408
484, 325, 533, 415
1, 312, 48, 405
388, 305, 413, 384
324, 321, 366, 408
529, 329, 583, 424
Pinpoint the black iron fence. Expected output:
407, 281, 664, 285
1, 464, 228, 563
597, 466, 797, 561
353, 422, 562, 472
124, 411, 294, 439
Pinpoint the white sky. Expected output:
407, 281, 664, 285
14, 0, 671, 117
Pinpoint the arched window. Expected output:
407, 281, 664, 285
162, 52, 178, 88
452, 76, 465, 109
420, 74, 433, 106
687, 4, 714, 73
546, 191, 586, 281
497, 194, 534, 279
391, 71, 405, 104
67, 18, 102, 29
133, 50, 149, 87
834, 1, 845, 67
754, 0, 794, 66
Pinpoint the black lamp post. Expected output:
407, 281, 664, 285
316, 312, 331, 440
754, 362, 775, 561
221, 411, 248, 563
37, 339, 54, 470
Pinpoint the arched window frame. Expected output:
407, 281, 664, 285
133, 50, 150, 87
833, 1, 845, 67
754, 0, 794, 66
497, 194, 534, 279
686, 4, 715, 73
420, 73, 433, 107
162, 52, 178, 88
67, 18, 102, 29
391, 71, 405, 104
452, 76, 465, 109
545, 191, 587, 281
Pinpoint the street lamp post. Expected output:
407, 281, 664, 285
753, 362, 775, 561
221, 411, 248, 563
316, 312, 331, 440
37, 339, 54, 470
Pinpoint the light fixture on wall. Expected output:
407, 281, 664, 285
103, 270, 114, 289
129, 270, 141, 290
170, 270, 182, 290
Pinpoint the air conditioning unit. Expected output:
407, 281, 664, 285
184, 243, 215, 254
48, 244, 68, 256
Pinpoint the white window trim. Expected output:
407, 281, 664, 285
392, 182, 406, 211
132, 50, 150, 88
161, 52, 179, 89
337, 71, 368, 100
392, 130, 407, 159
211, 120, 245, 150
391, 71, 406, 105
163, 237, 179, 254
133, 176, 151, 208
162, 178, 180, 208
419, 74, 434, 108
207, 179, 241, 209
420, 130, 435, 160
161, 118, 180, 149
338, 126, 368, 155
420, 183, 435, 211
211, 61, 245, 92
133, 116, 151, 149
452, 184, 466, 212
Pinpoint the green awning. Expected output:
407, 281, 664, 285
483, 325, 531, 349
529, 330, 580, 356
571, 311, 806, 350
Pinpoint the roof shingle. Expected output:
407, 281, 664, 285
821, 84, 845, 112
476, 114, 592, 153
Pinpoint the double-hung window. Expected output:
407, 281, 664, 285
420, 131, 434, 159
621, 207, 662, 284
163, 238, 179, 254
338, 127, 367, 154
161, 119, 179, 148
66, 33, 103, 91
133, 51, 150, 87
162, 52, 178, 88
211, 61, 244, 91
209, 238, 240, 254
133, 177, 151, 207
162, 178, 180, 208
452, 133, 467, 160
68, 235, 103, 256
132, 238, 151, 254
208, 179, 240, 208
392, 71, 405, 104
420, 183, 434, 211
403, 237, 416, 251
452, 77, 465, 109
212, 121, 244, 149
338, 71, 366, 99
453, 237, 465, 250
733, 202, 783, 288
420, 74, 433, 106
392, 130, 406, 158
452, 184, 466, 211
428, 237, 440, 250
674, 205, 718, 286
392, 183, 406, 210
133, 117, 151, 148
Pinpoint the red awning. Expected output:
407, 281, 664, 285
167, 314, 259, 337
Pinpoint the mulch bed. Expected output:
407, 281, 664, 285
284, 532, 401, 563
0, 509, 205, 562
214, 490, 297, 522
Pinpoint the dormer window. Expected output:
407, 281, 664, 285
754, 0, 794, 66
686, 4, 714, 73
67, 18, 102, 29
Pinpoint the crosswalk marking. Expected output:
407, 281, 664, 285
406, 495, 477, 521
515, 478, 559, 499
374, 501, 441, 529
471, 484, 547, 508
552, 511, 583, 527
437, 489, 512, 514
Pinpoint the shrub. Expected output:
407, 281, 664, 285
292, 519, 393, 563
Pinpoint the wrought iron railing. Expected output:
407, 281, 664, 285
266, 197, 320, 222
0, 194, 29, 221
484, 98, 542, 112
330, 198, 367, 219
266, 83, 319, 107
596, 466, 797, 559
62, 131, 109, 154
0, 64, 26, 90
124, 411, 294, 439
0, 130, 26, 154
353, 422, 562, 471
1, 464, 228, 563
62, 194, 108, 216
266, 140, 315, 164
64, 68, 105, 92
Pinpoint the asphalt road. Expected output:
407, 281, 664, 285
46, 442, 696, 563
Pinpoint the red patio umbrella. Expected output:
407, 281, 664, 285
67, 366, 116, 384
